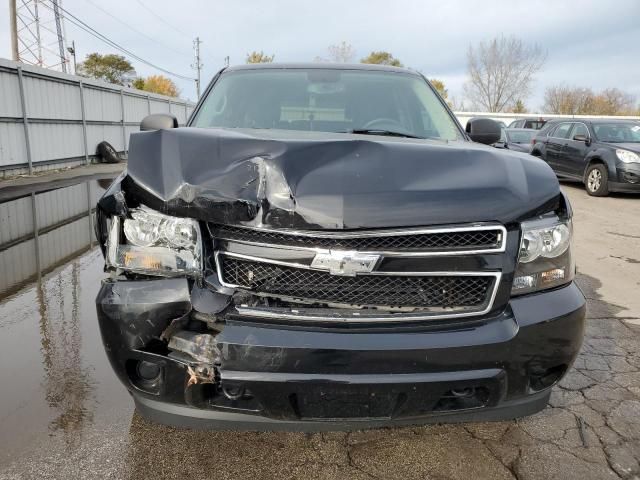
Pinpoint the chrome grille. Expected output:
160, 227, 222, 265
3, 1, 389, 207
214, 225, 504, 253
218, 254, 495, 311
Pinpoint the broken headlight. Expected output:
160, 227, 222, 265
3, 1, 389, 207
511, 216, 574, 295
106, 206, 202, 276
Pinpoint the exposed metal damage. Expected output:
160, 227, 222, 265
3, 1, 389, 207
121, 126, 563, 230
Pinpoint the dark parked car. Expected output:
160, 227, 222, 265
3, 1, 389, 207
531, 119, 640, 196
493, 128, 537, 152
95, 64, 585, 430
508, 118, 547, 129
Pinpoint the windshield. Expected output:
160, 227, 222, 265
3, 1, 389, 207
191, 68, 463, 141
593, 122, 640, 143
506, 130, 536, 143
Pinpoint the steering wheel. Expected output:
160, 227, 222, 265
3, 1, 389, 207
361, 118, 405, 130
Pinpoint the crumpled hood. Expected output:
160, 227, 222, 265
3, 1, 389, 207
124, 127, 561, 229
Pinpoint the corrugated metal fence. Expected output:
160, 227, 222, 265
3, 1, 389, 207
0, 57, 196, 178
0, 179, 106, 297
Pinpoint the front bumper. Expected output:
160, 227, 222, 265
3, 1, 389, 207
610, 164, 640, 193
96, 279, 586, 431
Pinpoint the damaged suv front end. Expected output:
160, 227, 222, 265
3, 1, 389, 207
95, 64, 585, 430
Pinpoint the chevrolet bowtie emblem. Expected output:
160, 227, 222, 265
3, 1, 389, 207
310, 251, 380, 276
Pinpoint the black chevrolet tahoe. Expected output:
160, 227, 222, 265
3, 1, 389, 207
95, 63, 585, 430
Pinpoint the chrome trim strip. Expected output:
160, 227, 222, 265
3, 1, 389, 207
215, 251, 502, 322
215, 250, 500, 279
214, 224, 508, 257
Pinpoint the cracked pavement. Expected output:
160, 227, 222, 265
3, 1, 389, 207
0, 183, 639, 480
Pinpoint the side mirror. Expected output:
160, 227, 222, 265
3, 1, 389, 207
140, 113, 178, 131
573, 134, 590, 144
466, 118, 502, 145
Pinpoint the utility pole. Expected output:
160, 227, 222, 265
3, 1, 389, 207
11, 0, 68, 71
67, 40, 77, 74
9, 0, 19, 61
191, 37, 203, 99
51, 0, 67, 73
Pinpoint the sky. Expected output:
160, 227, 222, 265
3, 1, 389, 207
2, 0, 639, 109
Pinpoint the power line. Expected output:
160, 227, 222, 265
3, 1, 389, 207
134, 0, 191, 39
40, 0, 195, 81
81, 0, 191, 57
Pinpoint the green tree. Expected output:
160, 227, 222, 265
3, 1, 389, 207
360, 51, 403, 67
512, 99, 528, 113
132, 77, 145, 90
77, 53, 135, 85
430, 79, 448, 102
246, 51, 275, 63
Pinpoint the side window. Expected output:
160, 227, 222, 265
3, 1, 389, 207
552, 123, 572, 139
572, 123, 589, 138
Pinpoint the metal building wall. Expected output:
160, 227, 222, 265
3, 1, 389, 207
0, 58, 196, 178
0, 180, 107, 297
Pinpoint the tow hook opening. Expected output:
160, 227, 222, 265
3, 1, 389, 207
127, 359, 163, 394
222, 384, 246, 401
529, 364, 567, 392
433, 386, 491, 411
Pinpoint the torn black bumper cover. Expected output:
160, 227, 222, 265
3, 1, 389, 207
96, 277, 585, 430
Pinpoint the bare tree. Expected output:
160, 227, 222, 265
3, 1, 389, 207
543, 85, 637, 115
324, 41, 355, 63
597, 88, 636, 115
543, 85, 593, 114
464, 35, 546, 112
449, 95, 467, 112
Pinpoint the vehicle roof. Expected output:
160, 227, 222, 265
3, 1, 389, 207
224, 62, 420, 76
507, 128, 537, 132
588, 118, 640, 124
544, 118, 639, 125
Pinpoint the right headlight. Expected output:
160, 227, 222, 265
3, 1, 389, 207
512, 216, 574, 295
616, 149, 640, 164
106, 206, 202, 277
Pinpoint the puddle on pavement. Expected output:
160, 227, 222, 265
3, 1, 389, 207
0, 178, 132, 461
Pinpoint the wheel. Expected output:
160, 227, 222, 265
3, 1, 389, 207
585, 164, 609, 196
96, 141, 120, 164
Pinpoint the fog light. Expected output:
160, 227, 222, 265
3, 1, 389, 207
136, 360, 161, 381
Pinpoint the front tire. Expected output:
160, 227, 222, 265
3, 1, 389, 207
585, 164, 609, 196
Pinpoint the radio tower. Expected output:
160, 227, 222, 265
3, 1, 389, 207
9, 0, 70, 72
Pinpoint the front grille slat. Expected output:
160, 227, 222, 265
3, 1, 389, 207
214, 225, 502, 253
220, 256, 494, 310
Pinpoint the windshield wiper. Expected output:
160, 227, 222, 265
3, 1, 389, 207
346, 129, 425, 139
